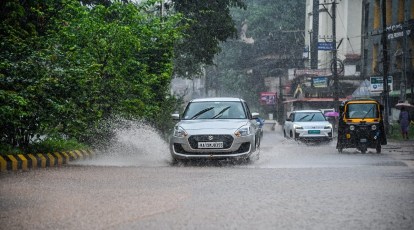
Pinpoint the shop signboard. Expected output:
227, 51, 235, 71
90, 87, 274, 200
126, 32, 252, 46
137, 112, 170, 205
260, 92, 277, 105
318, 42, 334, 51
369, 76, 393, 92
313, 77, 328, 88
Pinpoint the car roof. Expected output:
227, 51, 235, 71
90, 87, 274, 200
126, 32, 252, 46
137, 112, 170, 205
292, 110, 323, 113
189, 97, 244, 102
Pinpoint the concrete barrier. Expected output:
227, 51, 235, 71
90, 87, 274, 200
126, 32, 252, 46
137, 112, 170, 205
0, 149, 96, 172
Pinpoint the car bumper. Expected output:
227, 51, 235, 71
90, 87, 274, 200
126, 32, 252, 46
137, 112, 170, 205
170, 134, 255, 160
294, 129, 333, 141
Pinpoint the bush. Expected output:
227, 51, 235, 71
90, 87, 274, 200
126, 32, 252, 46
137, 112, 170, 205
0, 138, 88, 157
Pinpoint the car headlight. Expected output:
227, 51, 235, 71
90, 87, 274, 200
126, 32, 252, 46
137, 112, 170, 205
294, 124, 303, 129
349, 125, 355, 131
235, 126, 251, 137
371, 125, 377, 130
324, 124, 332, 129
173, 126, 187, 137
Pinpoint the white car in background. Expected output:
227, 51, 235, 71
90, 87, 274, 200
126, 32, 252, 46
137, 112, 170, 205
170, 97, 261, 162
283, 110, 333, 142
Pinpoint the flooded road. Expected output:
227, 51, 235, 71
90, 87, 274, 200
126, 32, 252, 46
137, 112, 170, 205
1, 125, 414, 230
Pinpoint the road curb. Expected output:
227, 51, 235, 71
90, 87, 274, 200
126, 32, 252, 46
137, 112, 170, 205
0, 150, 96, 172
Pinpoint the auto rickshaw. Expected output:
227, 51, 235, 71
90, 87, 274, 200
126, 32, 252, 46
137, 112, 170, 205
336, 98, 387, 153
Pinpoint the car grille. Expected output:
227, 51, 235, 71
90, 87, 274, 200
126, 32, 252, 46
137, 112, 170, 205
173, 142, 250, 155
188, 135, 234, 149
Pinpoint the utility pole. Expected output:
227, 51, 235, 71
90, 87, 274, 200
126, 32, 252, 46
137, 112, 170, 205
400, 7, 408, 102
331, 0, 339, 111
381, 0, 390, 134
311, 0, 319, 69
279, 75, 284, 126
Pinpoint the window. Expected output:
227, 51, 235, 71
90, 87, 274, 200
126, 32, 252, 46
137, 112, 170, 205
183, 101, 246, 120
398, 0, 405, 23
386, 0, 392, 25
372, 44, 379, 72
374, 0, 380, 29
346, 103, 378, 119
294, 112, 326, 122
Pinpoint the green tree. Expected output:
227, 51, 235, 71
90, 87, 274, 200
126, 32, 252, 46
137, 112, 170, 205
0, 0, 183, 151
172, 0, 247, 77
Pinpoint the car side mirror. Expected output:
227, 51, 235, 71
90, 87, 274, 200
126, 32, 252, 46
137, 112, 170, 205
251, 112, 259, 119
171, 113, 180, 120
286, 118, 291, 121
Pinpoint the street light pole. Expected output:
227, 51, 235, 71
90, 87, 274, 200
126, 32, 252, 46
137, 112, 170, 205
332, 0, 339, 111
279, 75, 284, 126
381, 0, 390, 134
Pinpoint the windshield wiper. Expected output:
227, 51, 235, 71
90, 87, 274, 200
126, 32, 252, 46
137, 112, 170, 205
212, 106, 231, 119
298, 115, 309, 121
191, 107, 214, 119
308, 114, 315, 121
362, 105, 374, 120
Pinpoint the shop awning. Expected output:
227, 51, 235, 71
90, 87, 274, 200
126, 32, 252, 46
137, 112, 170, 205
389, 89, 412, 97
283, 97, 348, 104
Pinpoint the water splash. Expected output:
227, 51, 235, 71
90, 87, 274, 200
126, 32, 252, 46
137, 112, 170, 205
77, 120, 171, 167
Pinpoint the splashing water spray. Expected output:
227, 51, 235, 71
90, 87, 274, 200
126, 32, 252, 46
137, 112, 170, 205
77, 119, 171, 167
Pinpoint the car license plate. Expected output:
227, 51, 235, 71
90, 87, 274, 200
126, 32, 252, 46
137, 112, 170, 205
360, 138, 367, 143
308, 130, 320, 134
198, 142, 223, 148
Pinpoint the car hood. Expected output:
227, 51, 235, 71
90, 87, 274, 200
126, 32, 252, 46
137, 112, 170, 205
293, 121, 331, 129
177, 119, 250, 131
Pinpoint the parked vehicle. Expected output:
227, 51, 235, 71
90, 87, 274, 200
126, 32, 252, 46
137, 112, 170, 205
336, 98, 387, 153
169, 97, 261, 162
283, 110, 333, 142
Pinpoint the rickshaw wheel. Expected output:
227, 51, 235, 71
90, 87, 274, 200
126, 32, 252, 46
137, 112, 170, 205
337, 143, 343, 153
376, 141, 381, 154
360, 147, 367, 154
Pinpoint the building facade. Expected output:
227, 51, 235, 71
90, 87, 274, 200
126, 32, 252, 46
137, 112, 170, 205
361, 0, 414, 104
285, 0, 413, 117
284, 0, 364, 114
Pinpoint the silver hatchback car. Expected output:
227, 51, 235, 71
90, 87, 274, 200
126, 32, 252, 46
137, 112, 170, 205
170, 97, 261, 161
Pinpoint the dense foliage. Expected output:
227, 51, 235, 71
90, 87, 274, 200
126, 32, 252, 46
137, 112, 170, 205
0, 0, 183, 152
172, 0, 246, 76
0, 0, 248, 153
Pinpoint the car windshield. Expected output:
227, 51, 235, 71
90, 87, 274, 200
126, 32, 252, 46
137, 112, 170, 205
294, 112, 326, 122
182, 101, 246, 120
346, 103, 378, 119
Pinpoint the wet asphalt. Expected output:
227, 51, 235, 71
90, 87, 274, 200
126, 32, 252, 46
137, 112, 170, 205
0, 125, 413, 230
